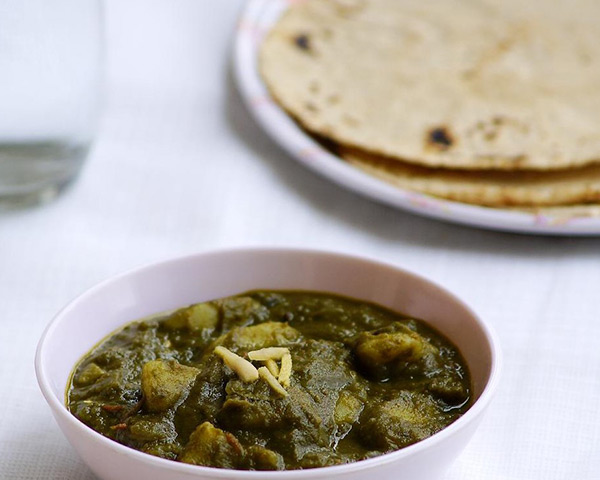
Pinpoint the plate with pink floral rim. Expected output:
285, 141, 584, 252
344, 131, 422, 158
233, 0, 600, 235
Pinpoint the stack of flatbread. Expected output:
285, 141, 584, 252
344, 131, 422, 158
259, 0, 600, 215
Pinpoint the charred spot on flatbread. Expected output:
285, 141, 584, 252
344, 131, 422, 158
293, 33, 311, 51
426, 127, 454, 151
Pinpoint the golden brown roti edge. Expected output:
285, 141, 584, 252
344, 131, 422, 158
342, 146, 600, 207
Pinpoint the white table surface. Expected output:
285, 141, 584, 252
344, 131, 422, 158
1, 1, 599, 478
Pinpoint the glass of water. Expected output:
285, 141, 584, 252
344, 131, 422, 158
0, 0, 103, 207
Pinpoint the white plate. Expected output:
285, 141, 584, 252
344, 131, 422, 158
233, 0, 600, 236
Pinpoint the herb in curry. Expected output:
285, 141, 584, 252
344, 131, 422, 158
67, 291, 471, 470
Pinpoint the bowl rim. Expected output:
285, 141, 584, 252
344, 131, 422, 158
35, 246, 502, 478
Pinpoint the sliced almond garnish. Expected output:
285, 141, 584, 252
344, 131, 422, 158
247, 347, 290, 361
258, 366, 288, 397
265, 359, 280, 377
278, 352, 292, 388
214, 346, 259, 382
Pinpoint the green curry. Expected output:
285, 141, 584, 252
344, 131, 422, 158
67, 291, 471, 470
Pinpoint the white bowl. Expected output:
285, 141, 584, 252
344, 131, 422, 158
36, 248, 501, 480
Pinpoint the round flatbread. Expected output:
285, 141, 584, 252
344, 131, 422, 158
342, 146, 600, 207
260, 0, 600, 170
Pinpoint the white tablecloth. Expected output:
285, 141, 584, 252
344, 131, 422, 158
2, 1, 600, 478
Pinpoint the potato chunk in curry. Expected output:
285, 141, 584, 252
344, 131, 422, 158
141, 359, 199, 412
359, 393, 448, 450
179, 421, 244, 468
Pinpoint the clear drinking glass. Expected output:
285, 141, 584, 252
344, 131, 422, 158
0, 0, 103, 207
